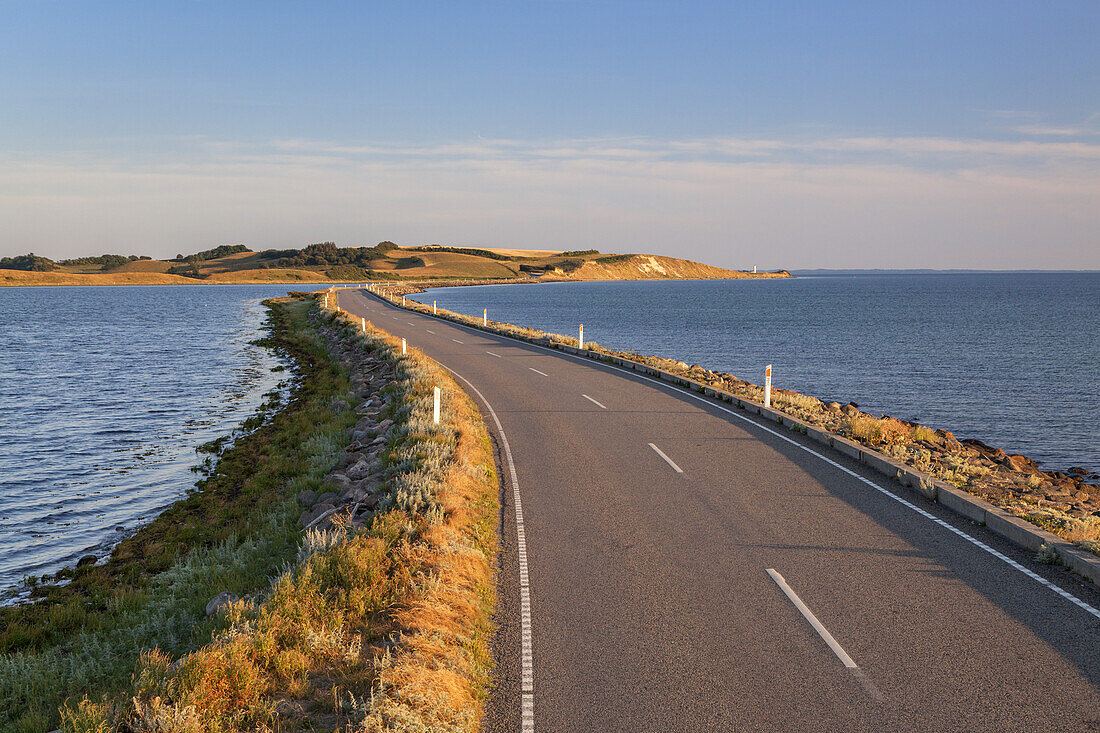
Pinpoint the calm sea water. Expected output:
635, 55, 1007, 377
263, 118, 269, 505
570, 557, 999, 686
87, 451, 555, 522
0, 285, 316, 598
413, 273, 1099, 473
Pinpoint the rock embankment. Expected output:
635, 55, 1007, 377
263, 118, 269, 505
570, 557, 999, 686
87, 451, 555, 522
635, 360, 1100, 555
292, 315, 404, 533
371, 284, 1100, 559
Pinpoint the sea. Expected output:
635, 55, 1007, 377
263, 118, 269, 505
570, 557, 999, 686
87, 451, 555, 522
412, 272, 1098, 471
1, 273, 1096, 598
0, 284, 321, 598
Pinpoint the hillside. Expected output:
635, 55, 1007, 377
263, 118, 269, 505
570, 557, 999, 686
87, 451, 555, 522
0, 244, 790, 286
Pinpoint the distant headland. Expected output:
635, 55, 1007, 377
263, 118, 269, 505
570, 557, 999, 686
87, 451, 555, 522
0, 243, 790, 286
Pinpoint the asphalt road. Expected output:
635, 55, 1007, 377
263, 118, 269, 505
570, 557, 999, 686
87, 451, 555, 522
337, 289, 1100, 732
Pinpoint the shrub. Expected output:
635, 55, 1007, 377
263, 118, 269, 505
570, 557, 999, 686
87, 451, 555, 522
0, 253, 56, 271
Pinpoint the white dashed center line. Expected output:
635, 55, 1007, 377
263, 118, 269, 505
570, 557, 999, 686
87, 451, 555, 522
648, 443, 683, 473
425, 329, 436, 334
486, 351, 502, 358
582, 394, 607, 409
528, 367, 549, 377
766, 568, 882, 700
451, 338, 464, 344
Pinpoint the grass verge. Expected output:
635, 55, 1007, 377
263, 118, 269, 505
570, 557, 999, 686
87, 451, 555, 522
59, 296, 498, 731
0, 296, 357, 731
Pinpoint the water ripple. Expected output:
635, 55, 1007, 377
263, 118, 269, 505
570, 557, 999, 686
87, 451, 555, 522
0, 284, 322, 598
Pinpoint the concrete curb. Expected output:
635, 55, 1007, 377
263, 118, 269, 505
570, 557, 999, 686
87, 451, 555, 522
360, 289, 1100, 587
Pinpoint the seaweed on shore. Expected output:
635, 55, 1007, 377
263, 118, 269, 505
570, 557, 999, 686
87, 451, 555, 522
0, 295, 358, 732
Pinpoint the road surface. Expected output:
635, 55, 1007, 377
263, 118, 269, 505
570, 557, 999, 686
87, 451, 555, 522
337, 289, 1100, 732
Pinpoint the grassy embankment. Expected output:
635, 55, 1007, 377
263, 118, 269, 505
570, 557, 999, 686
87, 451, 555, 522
0, 296, 355, 730
1, 296, 498, 731
372, 285, 1100, 561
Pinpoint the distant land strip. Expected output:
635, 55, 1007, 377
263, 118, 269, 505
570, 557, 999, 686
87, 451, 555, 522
0, 242, 790, 286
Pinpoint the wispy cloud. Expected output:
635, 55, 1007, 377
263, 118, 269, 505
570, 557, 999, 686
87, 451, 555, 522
265, 134, 1100, 164
1, 132, 1097, 269
988, 110, 1100, 138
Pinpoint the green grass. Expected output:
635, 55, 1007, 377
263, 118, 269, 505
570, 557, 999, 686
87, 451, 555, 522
0, 297, 357, 731
57, 297, 500, 732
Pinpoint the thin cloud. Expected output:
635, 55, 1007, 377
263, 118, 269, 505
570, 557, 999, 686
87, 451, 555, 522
1, 132, 1096, 269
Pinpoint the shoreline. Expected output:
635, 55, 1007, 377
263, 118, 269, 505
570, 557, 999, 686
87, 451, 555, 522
362, 282, 1100, 570
0, 294, 498, 731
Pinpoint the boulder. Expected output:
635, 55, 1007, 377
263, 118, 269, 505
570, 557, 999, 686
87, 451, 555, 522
205, 591, 239, 617
962, 438, 998, 455
841, 403, 860, 416
348, 459, 374, 480
1002, 454, 1037, 472
76, 555, 97, 568
327, 474, 352, 492
313, 491, 339, 506
299, 502, 337, 528
825, 402, 843, 414
297, 489, 317, 508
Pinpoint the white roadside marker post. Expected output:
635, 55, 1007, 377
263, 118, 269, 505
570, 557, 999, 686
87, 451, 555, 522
402, 296, 406, 306
483, 309, 488, 327
433, 300, 437, 314
578, 324, 584, 349
401, 338, 407, 355
764, 364, 773, 408
360, 317, 366, 333
433, 387, 441, 425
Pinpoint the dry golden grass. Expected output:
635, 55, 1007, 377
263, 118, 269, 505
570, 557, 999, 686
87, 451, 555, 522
477, 247, 563, 257
105, 260, 173, 274
204, 268, 329, 283
0, 270, 196, 286
60, 298, 498, 732
842, 415, 913, 445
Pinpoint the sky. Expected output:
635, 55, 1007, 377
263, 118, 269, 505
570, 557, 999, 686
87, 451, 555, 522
1, 1, 1097, 269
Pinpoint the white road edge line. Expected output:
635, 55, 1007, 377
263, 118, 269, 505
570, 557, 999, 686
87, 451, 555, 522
356, 290, 1100, 621
436, 360, 536, 733
582, 394, 607, 409
767, 568, 856, 668
486, 351, 502, 358
529, 367, 549, 377
649, 442, 683, 474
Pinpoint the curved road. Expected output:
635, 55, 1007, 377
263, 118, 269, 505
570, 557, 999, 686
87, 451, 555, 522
337, 289, 1100, 733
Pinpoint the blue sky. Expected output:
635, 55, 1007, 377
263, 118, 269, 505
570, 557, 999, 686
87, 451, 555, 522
1, 1, 1097, 268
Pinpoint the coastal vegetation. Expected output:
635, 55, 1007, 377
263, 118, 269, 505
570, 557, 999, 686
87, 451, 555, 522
67, 300, 498, 731
0, 296, 356, 730
0, 293, 498, 731
374, 283, 1100, 562
58, 254, 153, 269
1, 242, 790, 286
0, 253, 56, 271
